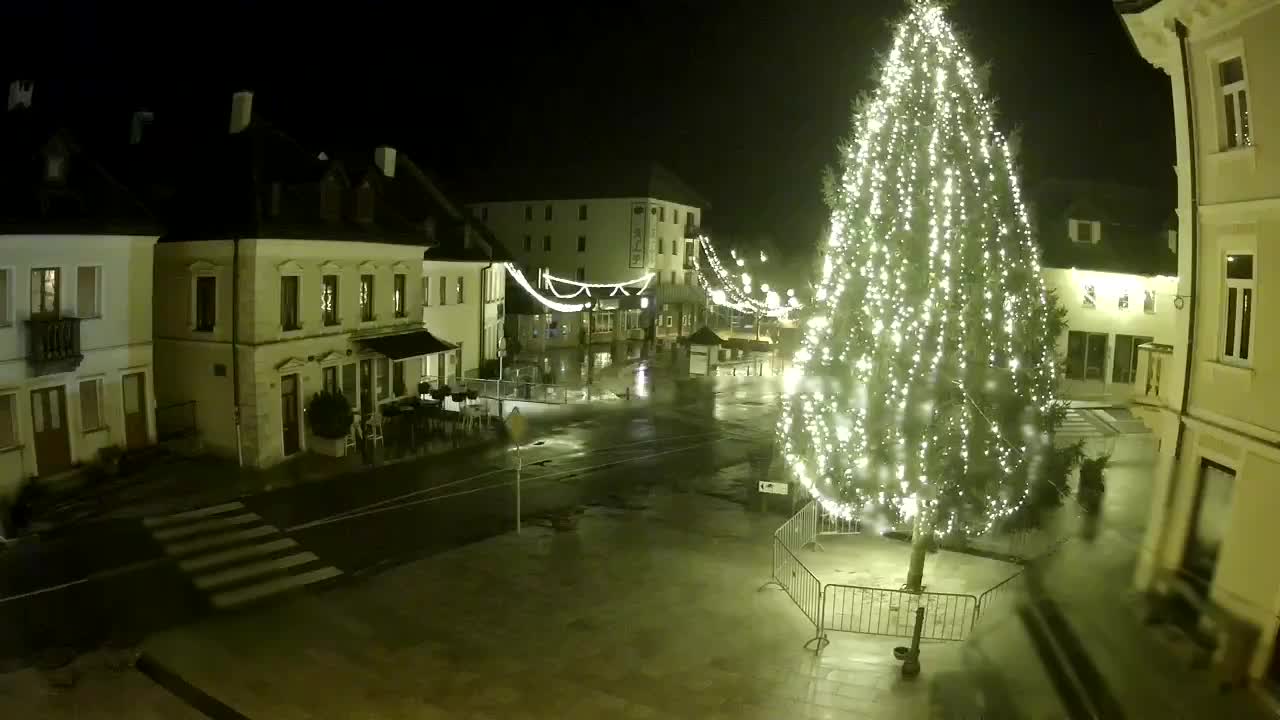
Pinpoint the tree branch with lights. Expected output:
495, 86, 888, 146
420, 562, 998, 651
777, 1, 1069, 592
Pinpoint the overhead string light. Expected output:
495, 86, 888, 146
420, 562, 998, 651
694, 236, 802, 318
505, 264, 656, 312
776, 1, 1058, 537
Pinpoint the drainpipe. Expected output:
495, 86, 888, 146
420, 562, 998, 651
232, 236, 243, 467
1151, 19, 1199, 582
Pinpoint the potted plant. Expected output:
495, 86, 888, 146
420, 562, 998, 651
307, 391, 354, 457
1077, 453, 1110, 513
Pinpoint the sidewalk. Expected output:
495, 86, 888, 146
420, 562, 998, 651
136, 486, 1054, 719
0, 650, 201, 719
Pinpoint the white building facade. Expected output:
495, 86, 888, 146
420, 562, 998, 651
1120, 0, 1280, 688
1, 234, 158, 497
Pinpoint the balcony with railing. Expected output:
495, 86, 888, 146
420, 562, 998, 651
26, 316, 83, 376
1132, 342, 1174, 408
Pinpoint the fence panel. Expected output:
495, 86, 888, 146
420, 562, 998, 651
776, 500, 817, 552
823, 585, 977, 642
817, 506, 861, 536
975, 569, 1026, 628
768, 536, 825, 642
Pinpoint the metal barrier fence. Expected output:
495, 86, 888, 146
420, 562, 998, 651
822, 585, 978, 642
974, 568, 1026, 628
155, 401, 197, 441
765, 499, 1040, 651
461, 377, 621, 406
764, 536, 827, 649
776, 499, 818, 551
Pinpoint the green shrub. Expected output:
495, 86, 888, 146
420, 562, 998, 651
307, 391, 353, 439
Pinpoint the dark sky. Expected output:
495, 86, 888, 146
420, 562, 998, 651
7, 0, 1171, 257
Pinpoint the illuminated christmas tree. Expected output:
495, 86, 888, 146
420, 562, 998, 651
777, 1, 1062, 591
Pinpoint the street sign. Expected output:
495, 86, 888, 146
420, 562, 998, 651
759, 481, 789, 495
505, 408, 527, 444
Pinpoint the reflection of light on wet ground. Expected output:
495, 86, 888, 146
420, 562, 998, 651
634, 362, 649, 398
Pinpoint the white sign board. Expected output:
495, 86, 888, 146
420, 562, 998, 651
505, 408, 528, 444
758, 481, 789, 496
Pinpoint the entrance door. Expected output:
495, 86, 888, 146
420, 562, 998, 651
280, 374, 300, 456
1066, 331, 1108, 381
1182, 460, 1235, 598
30, 386, 71, 475
359, 359, 373, 415
1113, 335, 1155, 384
122, 372, 148, 449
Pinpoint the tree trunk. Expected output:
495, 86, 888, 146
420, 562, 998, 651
904, 508, 931, 593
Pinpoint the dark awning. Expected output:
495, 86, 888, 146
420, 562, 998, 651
685, 327, 725, 346
358, 329, 456, 360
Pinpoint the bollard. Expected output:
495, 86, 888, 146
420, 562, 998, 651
901, 606, 924, 678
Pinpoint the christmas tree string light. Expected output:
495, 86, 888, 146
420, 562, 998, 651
777, 2, 1059, 548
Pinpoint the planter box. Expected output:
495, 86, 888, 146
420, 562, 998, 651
309, 434, 347, 458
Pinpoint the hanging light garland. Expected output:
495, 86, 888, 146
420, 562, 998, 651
505, 263, 657, 312
776, 1, 1058, 537
694, 235, 802, 318
543, 271, 654, 299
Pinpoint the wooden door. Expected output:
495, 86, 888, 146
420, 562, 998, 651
281, 374, 300, 456
30, 386, 71, 475
122, 372, 148, 449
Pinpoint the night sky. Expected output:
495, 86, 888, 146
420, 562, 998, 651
7, 0, 1171, 260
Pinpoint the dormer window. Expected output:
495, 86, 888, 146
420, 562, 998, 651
422, 217, 437, 243
355, 181, 373, 224
1070, 219, 1100, 244
45, 152, 66, 182
320, 175, 342, 222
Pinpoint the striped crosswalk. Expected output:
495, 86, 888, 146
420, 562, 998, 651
1056, 408, 1115, 444
144, 501, 341, 610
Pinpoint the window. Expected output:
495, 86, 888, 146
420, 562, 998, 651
1219, 57, 1251, 149
0, 393, 15, 449
1070, 219, 1099, 244
576, 267, 586, 282
354, 182, 373, 223
1144, 290, 1157, 315
670, 271, 676, 285
1113, 334, 1154, 384
393, 360, 405, 397
672, 240, 678, 255
1223, 253, 1254, 364
658, 238, 665, 254
79, 379, 104, 431
439, 275, 447, 306
0, 269, 9, 326
377, 357, 390, 400
76, 266, 100, 318
422, 276, 431, 307
523, 235, 532, 252
659, 207, 665, 222
456, 276, 464, 304
322, 366, 338, 395
360, 274, 375, 321
1082, 284, 1096, 309
544, 204, 553, 221
687, 213, 697, 229
280, 275, 300, 330
31, 267, 60, 317
481, 207, 489, 221
673, 209, 680, 225
543, 236, 552, 252
1066, 331, 1108, 380
577, 236, 587, 252
578, 204, 588, 221
524, 205, 533, 221
394, 273, 407, 317
195, 275, 216, 331
1117, 291, 1129, 312
322, 275, 339, 326
666, 315, 673, 328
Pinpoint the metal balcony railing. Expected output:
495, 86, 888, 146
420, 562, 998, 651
26, 316, 83, 376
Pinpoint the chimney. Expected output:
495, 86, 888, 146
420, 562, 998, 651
374, 146, 397, 178
130, 110, 154, 145
229, 90, 253, 134
7, 81, 33, 111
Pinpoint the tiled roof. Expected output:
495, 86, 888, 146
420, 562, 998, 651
465, 160, 709, 210
1031, 179, 1176, 276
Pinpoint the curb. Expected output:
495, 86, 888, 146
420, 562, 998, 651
135, 652, 251, 720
